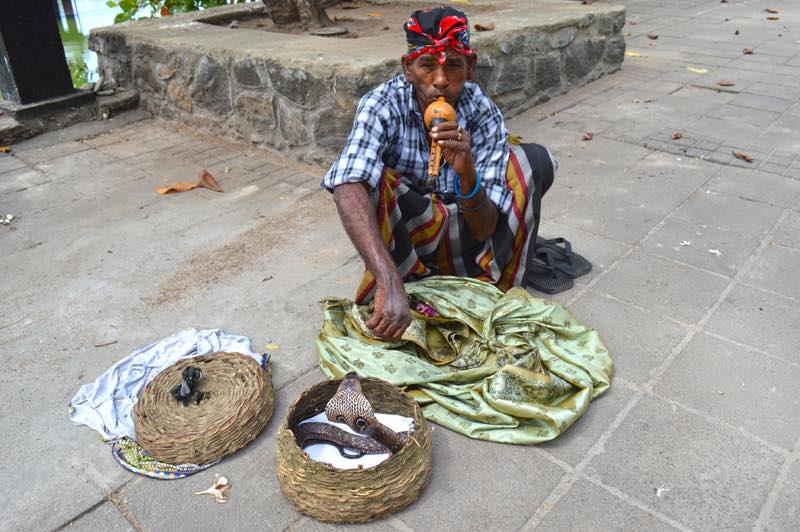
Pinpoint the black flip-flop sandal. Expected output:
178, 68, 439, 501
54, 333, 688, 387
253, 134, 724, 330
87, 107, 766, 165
523, 247, 574, 294
535, 237, 592, 279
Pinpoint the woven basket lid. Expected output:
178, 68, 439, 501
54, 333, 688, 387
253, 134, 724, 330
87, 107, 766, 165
134, 352, 274, 465
276, 376, 432, 523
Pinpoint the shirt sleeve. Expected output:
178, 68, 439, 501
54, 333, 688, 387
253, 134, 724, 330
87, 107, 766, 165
321, 92, 392, 192
468, 97, 513, 214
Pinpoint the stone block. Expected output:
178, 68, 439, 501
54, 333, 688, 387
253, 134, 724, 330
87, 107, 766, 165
706, 284, 799, 361
312, 107, 353, 151
588, 395, 782, 531
532, 53, 563, 96
394, 426, 565, 531
656, 332, 800, 449
564, 38, 607, 84
267, 64, 331, 110
235, 91, 275, 128
567, 289, 688, 385
494, 57, 530, 95
537, 480, 679, 532
550, 26, 577, 49
167, 80, 193, 113
604, 35, 626, 66
274, 98, 311, 147
0, 155, 27, 176
233, 58, 264, 88
592, 251, 730, 324
742, 244, 800, 301
131, 59, 165, 94
597, 13, 626, 36
189, 55, 233, 116
709, 167, 800, 208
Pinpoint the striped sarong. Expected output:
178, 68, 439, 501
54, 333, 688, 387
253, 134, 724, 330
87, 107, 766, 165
356, 142, 555, 304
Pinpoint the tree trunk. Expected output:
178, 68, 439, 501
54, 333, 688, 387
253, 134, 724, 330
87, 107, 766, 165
262, 0, 334, 27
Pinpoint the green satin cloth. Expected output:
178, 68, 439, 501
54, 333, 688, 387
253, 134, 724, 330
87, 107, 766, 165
316, 276, 613, 444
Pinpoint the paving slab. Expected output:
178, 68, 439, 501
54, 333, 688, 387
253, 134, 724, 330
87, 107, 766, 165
394, 425, 566, 532
62, 502, 135, 532
771, 209, 800, 249
537, 479, 680, 532
741, 243, 800, 301
673, 188, 784, 239
587, 395, 783, 531
566, 289, 688, 385
592, 251, 730, 324
655, 332, 800, 450
764, 458, 800, 532
705, 283, 800, 363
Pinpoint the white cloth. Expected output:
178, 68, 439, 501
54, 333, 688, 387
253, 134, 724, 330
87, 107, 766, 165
298, 412, 414, 470
69, 328, 261, 440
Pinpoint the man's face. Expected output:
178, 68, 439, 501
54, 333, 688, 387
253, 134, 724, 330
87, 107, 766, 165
402, 50, 477, 111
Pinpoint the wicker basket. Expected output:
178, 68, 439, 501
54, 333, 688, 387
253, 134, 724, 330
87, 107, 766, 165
134, 352, 274, 465
276, 377, 433, 523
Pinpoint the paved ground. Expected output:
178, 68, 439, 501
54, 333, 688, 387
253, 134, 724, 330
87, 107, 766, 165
2, 0, 799, 530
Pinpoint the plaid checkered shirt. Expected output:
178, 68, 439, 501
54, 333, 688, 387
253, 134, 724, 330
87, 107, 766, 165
322, 75, 516, 214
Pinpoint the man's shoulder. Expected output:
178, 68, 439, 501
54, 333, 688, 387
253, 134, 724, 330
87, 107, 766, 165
358, 75, 410, 110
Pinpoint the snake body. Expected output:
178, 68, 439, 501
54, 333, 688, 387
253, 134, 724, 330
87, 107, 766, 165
293, 373, 409, 458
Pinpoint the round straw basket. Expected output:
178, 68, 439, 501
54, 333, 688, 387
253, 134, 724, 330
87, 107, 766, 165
134, 352, 274, 465
276, 376, 432, 523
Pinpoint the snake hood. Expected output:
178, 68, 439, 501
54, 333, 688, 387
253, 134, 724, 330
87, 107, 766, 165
325, 372, 407, 453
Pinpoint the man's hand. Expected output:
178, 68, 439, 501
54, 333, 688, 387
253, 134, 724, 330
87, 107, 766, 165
431, 120, 474, 178
366, 279, 412, 341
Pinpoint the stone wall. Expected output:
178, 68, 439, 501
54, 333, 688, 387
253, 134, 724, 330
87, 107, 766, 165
90, 2, 625, 165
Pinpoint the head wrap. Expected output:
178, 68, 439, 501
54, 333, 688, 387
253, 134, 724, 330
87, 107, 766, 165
403, 6, 473, 65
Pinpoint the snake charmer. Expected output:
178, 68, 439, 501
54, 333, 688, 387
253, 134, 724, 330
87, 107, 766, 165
322, 6, 568, 342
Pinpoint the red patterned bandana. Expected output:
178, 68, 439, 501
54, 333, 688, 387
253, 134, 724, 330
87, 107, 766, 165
403, 7, 474, 65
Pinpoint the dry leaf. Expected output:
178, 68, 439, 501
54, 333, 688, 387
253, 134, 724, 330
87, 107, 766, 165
647, 33, 659, 40
366, 12, 383, 17
732, 150, 754, 162
672, 132, 683, 140
742, 48, 753, 54
767, 16, 780, 21
625, 51, 644, 57
716, 79, 735, 87
195, 475, 230, 504
765, 8, 779, 14
474, 22, 495, 32
156, 169, 223, 195
0, 146, 11, 153
160, 6, 170, 16
687, 67, 708, 74
583, 132, 594, 141
734, 29, 740, 35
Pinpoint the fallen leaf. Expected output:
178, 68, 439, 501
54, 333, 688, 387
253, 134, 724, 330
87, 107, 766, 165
680, 240, 692, 246
647, 33, 659, 40
624, 32, 631, 37
156, 169, 223, 195
160, 6, 170, 16
265, 343, 280, 350
0, 146, 11, 153
195, 475, 230, 504
732, 150, 754, 162
742, 48, 754, 54
765, 8, 779, 14
474, 22, 495, 32
583, 132, 594, 141
716, 79, 735, 86
767, 16, 780, 21
735, 29, 740, 35
672, 131, 684, 140
451, 0, 470, 3
633, 97, 653, 104
366, 12, 383, 17
687, 67, 708, 74
625, 51, 644, 57
708, 249, 722, 256
224, 166, 231, 173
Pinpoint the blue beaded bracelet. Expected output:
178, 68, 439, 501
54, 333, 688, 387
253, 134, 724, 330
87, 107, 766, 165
455, 171, 482, 200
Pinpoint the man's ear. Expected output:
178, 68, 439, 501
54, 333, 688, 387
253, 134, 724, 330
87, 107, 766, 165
401, 56, 413, 81
466, 55, 478, 81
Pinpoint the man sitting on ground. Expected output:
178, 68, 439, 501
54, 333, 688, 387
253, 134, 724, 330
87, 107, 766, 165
323, 6, 581, 341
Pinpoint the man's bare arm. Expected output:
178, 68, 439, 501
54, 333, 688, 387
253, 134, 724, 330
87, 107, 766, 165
333, 183, 412, 340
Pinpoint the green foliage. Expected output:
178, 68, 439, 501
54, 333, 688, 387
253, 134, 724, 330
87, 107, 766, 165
67, 57, 89, 88
107, 0, 252, 24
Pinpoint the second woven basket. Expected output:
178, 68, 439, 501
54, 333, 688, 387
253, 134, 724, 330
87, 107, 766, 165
276, 376, 433, 523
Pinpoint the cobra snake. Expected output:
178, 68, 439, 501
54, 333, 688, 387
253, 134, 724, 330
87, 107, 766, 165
293, 372, 408, 458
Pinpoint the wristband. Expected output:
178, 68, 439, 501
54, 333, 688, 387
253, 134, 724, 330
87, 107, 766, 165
455, 171, 481, 199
